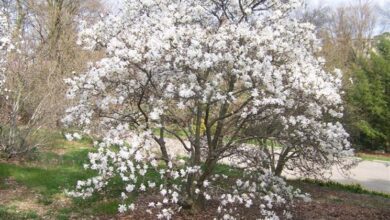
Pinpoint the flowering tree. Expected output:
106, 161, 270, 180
65, 0, 352, 219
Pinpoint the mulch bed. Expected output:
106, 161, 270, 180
293, 201, 389, 220
292, 182, 390, 220
96, 182, 390, 220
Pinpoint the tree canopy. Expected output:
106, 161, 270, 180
64, 0, 352, 219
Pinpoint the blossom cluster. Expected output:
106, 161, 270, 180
64, 0, 351, 219
64, 132, 83, 141
66, 129, 309, 219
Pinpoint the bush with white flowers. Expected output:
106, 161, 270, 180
65, 0, 351, 219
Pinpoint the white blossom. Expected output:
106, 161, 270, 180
65, 0, 352, 219
118, 204, 127, 213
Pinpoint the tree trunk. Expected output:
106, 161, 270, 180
274, 148, 290, 176
274, 161, 285, 176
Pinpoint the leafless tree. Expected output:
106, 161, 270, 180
0, 0, 104, 158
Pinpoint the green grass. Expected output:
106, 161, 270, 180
0, 133, 127, 219
213, 163, 243, 177
357, 153, 390, 162
0, 163, 93, 196
0, 143, 96, 197
0, 205, 39, 220
297, 178, 390, 199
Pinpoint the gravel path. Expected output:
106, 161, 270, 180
284, 160, 390, 194
161, 138, 390, 194
326, 160, 390, 193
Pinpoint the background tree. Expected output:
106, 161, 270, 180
0, 0, 103, 158
349, 36, 390, 153
299, 1, 389, 153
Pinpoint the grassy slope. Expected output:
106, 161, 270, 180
357, 152, 390, 162
0, 133, 122, 219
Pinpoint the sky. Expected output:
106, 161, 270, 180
308, 0, 388, 8
105, 0, 389, 9
308, 0, 389, 33
104, 0, 389, 33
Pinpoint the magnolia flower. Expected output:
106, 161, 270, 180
126, 184, 135, 192
73, 133, 82, 140
245, 199, 253, 208
66, 1, 351, 219
134, 151, 143, 162
118, 204, 127, 213
65, 133, 74, 141
139, 184, 146, 191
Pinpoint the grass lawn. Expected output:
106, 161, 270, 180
0, 132, 389, 219
0, 132, 123, 219
357, 152, 390, 162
